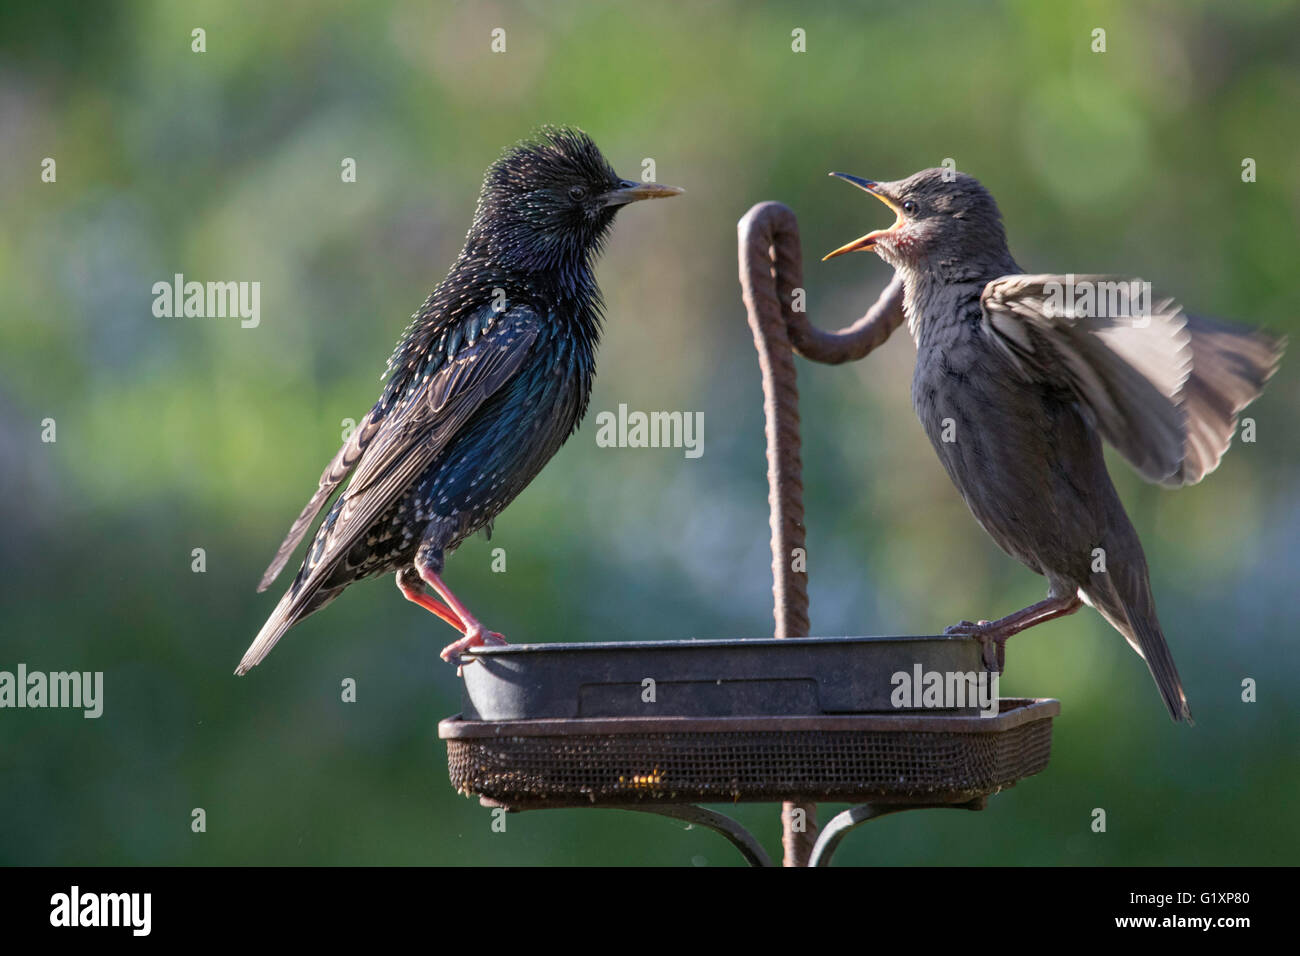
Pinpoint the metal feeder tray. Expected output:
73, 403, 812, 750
439, 636, 1059, 866
458, 634, 989, 720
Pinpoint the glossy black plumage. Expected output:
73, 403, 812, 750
237, 127, 681, 675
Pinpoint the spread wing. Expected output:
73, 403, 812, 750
1175, 312, 1284, 485
981, 274, 1283, 486
980, 274, 1193, 485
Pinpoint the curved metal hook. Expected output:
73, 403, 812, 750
737, 201, 906, 865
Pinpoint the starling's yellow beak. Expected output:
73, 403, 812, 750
822, 173, 904, 260
601, 180, 685, 206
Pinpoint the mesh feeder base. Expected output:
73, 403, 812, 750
440, 697, 1057, 810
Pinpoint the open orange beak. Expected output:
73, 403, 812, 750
822, 173, 904, 260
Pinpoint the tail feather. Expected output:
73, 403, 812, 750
235, 579, 343, 676
1084, 570, 1192, 724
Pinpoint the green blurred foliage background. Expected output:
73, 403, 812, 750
1, 0, 1297, 865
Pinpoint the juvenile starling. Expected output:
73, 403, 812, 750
236, 127, 682, 675
824, 169, 1284, 722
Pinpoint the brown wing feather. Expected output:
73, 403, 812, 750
1168, 312, 1285, 486
981, 275, 1283, 487
981, 274, 1193, 484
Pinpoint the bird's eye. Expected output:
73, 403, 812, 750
902, 200, 917, 215
568, 185, 587, 201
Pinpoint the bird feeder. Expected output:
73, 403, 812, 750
438, 202, 1058, 866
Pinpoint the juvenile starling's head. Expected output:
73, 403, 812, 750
822, 168, 1011, 277
471, 126, 682, 272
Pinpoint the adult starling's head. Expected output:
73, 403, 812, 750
470, 126, 682, 272
822, 168, 1011, 276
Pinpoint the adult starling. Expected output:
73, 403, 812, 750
824, 168, 1284, 722
236, 127, 682, 675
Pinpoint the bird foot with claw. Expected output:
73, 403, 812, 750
440, 627, 508, 676
943, 620, 1006, 672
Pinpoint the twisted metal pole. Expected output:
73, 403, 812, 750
737, 201, 906, 866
